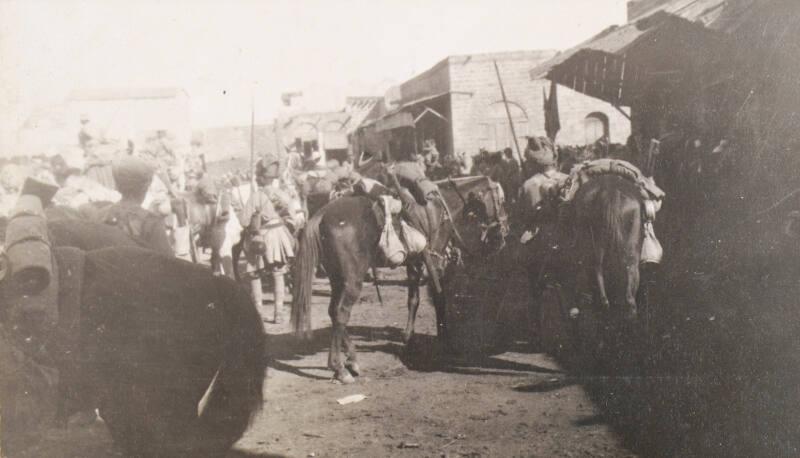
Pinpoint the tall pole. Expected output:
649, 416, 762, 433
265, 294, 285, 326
494, 60, 524, 164
249, 91, 256, 194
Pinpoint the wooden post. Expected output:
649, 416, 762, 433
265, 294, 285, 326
494, 60, 524, 164
249, 93, 256, 194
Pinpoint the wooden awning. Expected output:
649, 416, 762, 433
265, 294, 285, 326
530, 11, 720, 106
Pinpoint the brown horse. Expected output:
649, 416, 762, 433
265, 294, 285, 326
291, 176, 508, 383
569, 174, 644, 320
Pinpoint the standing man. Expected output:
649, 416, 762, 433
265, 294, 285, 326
241, 155, 298, 323
96, 156, 173, 255
518, 144, 568, 347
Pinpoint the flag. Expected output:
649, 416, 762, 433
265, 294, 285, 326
544, 80, 561, 141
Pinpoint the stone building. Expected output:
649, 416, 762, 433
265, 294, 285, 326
354, 50, 630, 162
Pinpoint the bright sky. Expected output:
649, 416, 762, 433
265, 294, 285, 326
0, 0, 627, 149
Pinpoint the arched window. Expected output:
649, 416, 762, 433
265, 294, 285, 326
323, 120, 345, 132
479, 101, 529, 151
584, 112, 610, 144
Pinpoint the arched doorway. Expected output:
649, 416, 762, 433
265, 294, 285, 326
584, 112, 610, 144
479, 101, 529, 151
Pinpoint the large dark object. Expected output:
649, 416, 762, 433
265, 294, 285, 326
0, 247, 265, 457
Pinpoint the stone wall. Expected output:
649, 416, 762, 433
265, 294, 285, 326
446, 51, 630, 157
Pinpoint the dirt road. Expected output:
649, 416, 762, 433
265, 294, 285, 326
15, 266, 637, 458
238, 266, 634, 458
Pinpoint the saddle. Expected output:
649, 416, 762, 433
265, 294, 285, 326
561, 158, 665, 204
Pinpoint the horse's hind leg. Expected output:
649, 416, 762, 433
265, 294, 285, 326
403, 262, 423, 345
431, 287, 449, 347
594, 247, 610, 311
328, 277, 362, 383
624, 262, 640, 320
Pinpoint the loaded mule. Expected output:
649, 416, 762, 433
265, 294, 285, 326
291, 173, 508, 384
522, 158, 664, 348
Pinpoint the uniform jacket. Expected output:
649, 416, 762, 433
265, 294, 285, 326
97, 200, 173, 255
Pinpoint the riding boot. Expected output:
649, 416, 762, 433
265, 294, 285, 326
273, 271, 285, 324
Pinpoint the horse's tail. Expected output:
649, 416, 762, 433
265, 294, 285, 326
591, 179, 641, 310
600, 187, 628, 260
196, 278, 266, 455
292, 210, 324, 338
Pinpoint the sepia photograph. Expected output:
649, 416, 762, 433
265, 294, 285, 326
0, 0, 798, 456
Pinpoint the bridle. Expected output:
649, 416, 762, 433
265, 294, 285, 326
443, 176, 508, 257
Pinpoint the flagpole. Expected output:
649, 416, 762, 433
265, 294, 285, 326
494, 60, 524, 165
249, 89, 256, 194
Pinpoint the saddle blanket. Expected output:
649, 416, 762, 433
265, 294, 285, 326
562, 158, 665, 203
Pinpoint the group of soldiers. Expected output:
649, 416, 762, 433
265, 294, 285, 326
4, 113, 580, 325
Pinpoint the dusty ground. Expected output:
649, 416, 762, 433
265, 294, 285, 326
233, 269, 633, 458
10, 265, 637, 458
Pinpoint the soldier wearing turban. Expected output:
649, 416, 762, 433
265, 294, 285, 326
96, 157, 172, 255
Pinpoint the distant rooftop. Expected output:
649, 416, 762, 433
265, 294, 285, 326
68, 87, 188, 101
417, 49, 559, 78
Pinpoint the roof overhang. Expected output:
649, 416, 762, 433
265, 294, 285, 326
376, 111, 414, 132
530, 11, 721, 106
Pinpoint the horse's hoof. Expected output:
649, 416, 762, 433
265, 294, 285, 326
345, 362, 361, 376
335, 370, 356, 384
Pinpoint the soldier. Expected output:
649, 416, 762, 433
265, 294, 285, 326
96, 156, 173, 255
242, 156, 299, 323
522, 136, 558, 180
388, 149, 438, 205
241, 176, 294, 323
519, 141, 568, 347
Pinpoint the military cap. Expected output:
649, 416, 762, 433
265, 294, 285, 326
112, 156, 155, 195
524, 136, 557, 168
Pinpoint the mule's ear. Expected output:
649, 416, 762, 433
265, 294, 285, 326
0, 251, 8, 283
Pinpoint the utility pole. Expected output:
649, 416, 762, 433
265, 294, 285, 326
249, 90, 256, 194
494, 60, 524, 164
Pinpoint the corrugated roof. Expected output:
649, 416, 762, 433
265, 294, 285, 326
68, 87, 188, 101
633, 0, 765, 31
530, 0, 764, 81
529, 23, 652, 79
531, 11, 723, 105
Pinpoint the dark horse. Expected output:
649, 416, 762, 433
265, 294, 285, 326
291, 176, 508, 383
569, 174, 644, 320
0, 217, 265, 457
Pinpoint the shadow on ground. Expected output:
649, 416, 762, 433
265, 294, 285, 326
267, 323, 561, 381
